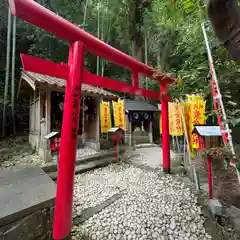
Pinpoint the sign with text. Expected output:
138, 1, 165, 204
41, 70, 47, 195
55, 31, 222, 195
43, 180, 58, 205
187, 96, 206, 150
100, 101, 112, 133
160, 102, 183, 136
112, 100, 125, 130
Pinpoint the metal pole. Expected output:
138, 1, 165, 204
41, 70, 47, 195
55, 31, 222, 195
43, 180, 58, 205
53, 41, 84, 239
201, 23, 236, 157
2, 8, 12, 137
161, 85, 171, 173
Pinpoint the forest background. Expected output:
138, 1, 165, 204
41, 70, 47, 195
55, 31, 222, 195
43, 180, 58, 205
1, 0, 240, 138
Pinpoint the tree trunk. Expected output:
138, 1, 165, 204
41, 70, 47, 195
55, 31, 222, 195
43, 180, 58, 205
208, 0, 240, 61
132, 40, 143, 99
101, 18, 113, 76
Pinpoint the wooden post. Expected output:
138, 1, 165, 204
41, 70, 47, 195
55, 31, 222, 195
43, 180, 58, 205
124, 113, 128, 145
116, 140, 119, 163
38, 91, 43, 150
129, 121, 132, 146
33, 90, 36, 132
95, 97, 100, 151
207, 154, 213, 199
82, 96, 85, 144
148, 121, 153, 143
45, 91, 51, 136
44, 90, 52, 162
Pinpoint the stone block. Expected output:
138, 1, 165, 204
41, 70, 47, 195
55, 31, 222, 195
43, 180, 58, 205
49, 207, 55, 227
208, 199, 224, 216
0, 210, 45, 240
38, 148, 52, 163
0, 166, 56, 227
85, 140, 100, 151
227, 205, 240, 234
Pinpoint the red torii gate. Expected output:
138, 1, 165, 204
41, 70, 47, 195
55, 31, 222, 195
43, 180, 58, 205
8, 0, 176, 239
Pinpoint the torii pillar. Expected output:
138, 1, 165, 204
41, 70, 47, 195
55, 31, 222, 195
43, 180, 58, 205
161, 84, 171, 173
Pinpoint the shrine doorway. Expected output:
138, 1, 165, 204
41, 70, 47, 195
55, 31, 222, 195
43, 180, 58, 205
124, 99, 159, 146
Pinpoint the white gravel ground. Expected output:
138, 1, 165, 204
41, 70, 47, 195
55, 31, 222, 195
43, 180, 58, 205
72, 163, 212, 240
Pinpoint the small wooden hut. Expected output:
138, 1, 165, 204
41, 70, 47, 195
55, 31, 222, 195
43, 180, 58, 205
18, 71, 117, 162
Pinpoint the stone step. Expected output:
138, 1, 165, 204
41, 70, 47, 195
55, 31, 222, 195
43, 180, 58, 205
42, 149, 125, 173
48, 156, 117, 181
73, 193, 123, 225
0, 166, 56, 240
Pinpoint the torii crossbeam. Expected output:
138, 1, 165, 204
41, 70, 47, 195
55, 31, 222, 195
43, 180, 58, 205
8, 0, 176, 239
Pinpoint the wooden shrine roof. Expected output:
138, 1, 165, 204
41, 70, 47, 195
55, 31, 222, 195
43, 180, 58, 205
124, 99, 159, 112
19, 71, 118, 99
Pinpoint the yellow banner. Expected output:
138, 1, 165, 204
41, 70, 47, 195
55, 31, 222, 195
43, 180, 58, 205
159, 96, 206, 157
187, 95, 202, 102
188, 97, 206, 149
112, 100, 125, 130
159, 97, 205, 147
160, 102, 183, 136
160, 103, 174, 135
184, 102, 191, 142
168, 103, 175, 135
100, 101, 112, 133
171, 103, 184, 136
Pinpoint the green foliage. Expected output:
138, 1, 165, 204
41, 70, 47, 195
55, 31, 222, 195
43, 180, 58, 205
1, 0, 240, 132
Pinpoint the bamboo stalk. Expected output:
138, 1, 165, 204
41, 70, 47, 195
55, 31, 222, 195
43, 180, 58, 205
101, 8, 104, 77
83, 0, 89, 26
96, 3, 100, 75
